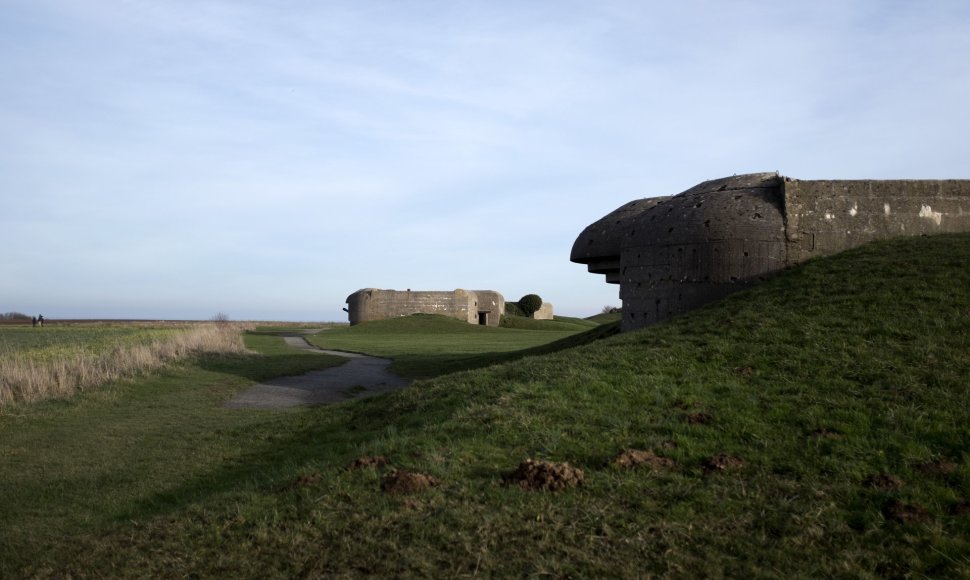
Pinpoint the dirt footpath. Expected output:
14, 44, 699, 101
224, 336, 411, 409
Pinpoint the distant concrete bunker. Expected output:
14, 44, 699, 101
346, 289, 508, 326
572, 173, 970, 332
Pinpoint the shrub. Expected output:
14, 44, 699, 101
518, 294, 543, 318
505, 302, 524, 317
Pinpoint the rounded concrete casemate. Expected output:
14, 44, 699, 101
573, 172, 970, 331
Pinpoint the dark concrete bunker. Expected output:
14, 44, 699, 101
572, 173, 970, 331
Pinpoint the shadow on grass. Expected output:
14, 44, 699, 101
117, 401, 389, 521
195, 351, 346, 384
391, 321, 622, 379
119, 323, 622, 522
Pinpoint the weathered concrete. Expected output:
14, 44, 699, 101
572, 173, 970, 331
533, 303, 554, 320
571, 196, 671, 284
473, 290, 506, 325
783, 179, 970, 264
345, 288, 505, 326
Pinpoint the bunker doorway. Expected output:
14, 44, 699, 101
478, 312, 489, 325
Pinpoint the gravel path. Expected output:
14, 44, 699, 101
224, 335, 411, 409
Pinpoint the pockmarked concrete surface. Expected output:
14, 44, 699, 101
224, 335, 411, 409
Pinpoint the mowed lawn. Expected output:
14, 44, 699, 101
0, 234, 968, 577
304, 314, 594, 378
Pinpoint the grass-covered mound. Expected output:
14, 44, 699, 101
499, 314, 599, 331
307, 313, 590, 378
2, 234, 968, 577
334, 313, 489, 334
585, 310, 622, 324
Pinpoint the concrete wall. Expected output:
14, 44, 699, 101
784, 179, 970, 264
533, 303, 554, 320
473, 291, 506, 327
572, 173, 970, 332
345, 288, 505, 326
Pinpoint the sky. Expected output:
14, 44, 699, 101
2, 0, 968, 321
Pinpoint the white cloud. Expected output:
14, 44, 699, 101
2, 0, 968, 319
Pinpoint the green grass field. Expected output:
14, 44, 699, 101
1, 233, 968, 577
0, 323, 252, 405
0, 325, 182, 362
305, 314, 594, 378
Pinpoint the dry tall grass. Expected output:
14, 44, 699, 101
0, 323, 252, 405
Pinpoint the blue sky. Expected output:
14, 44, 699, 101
2, 1, 968, 321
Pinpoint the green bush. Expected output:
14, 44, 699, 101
504, 302, 524, 317
518, 294, 543, 317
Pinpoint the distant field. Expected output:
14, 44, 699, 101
0, 322, 248, 404
0, 319, 218, 326
0, 325, 182, 361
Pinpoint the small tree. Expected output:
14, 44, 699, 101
601, 305, 621, 314
518, 294, 543, 318
211, 312, 230, 324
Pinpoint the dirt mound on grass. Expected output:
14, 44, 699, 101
914, 459, 957, 475
381, 470, 440, 495
504, 459, 584, 492
883, 499, 931, 524
701, 454, 745, 473
808, 427, 842, 439
609, 449, 676, 470
348, 455, 390, 470
863, 473, 904, 490
949, 501, 970, 516
283, 473, 322, 490
686, 412, 714, 425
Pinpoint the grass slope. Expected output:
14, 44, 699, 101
306, 314, 588, 378
1, 234, 968, 577
500, 314, 599, 331
585, 310, 622, 324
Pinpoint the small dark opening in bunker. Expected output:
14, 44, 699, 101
478, 312, 488, 325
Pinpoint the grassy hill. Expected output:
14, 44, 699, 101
306, 314, 593, 378
500, 314, 600, 331
1, 233, 968, 577
585, 310, 622, 324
